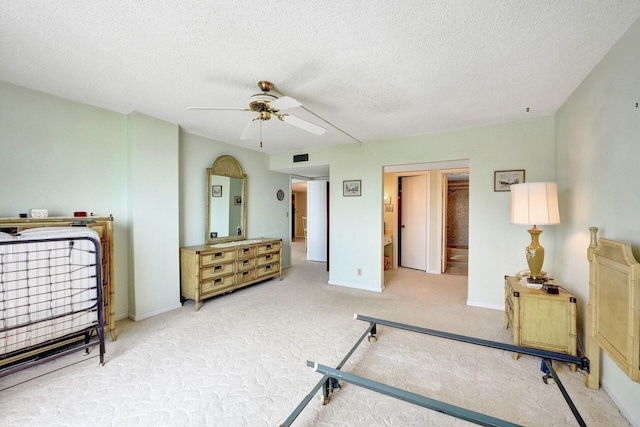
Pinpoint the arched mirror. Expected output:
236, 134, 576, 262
206, 155, 247, 244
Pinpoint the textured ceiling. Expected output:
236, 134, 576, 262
1, 1, 639, 154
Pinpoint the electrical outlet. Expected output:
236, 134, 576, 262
357, 268, 362, 276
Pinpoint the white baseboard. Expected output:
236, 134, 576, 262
466, 300, 504, 311
115, 313, 129, 321
602, 381, 638, 427
128, 302, 182, 322
600, 356, 640, 427
328, 280, 383, 293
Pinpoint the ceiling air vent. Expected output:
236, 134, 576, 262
293, 154, 309, 163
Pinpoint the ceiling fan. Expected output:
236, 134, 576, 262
188, 81, 326, 147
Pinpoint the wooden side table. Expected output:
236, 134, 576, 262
504, 276, 577, 368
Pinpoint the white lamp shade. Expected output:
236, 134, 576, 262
510, 182, 560, 225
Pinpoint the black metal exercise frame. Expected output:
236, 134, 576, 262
0, 236, 105, 378
281, 314, 589, 427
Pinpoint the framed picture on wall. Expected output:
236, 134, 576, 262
343, 180, 362, 197
494, 170, 525, 192
212, 185, 222, 197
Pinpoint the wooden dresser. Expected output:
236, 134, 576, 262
180, 238, 283, 310
0, 216, 116, 340
504, 275, 577, 361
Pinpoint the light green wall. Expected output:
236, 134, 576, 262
555, 17, 640, 425
126, 112, 181, 320
178, 130, 292, 267
271, 116, 556, 308
0, 81, 130, 319
0, 82, 291, 323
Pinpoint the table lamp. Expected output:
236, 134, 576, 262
510, 182, 560, 280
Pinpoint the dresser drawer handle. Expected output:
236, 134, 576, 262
266, 254, 272, 260
214, 278, 222, 284
243, 248, 250, 253
214, 252, 223, 258
266, 244, 272, 249
214, 265, 223, 271
242, 271, 249, 277
243, 260, 250, 265
265, 265, 272, 271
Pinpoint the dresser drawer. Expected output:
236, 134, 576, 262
257, 241, 280, 255
236, 269, 256, 284
200, 249, 235, 266
257, 262, 279, 278
236, 257, 255, 271
236, 246, 256, 260
201, 274, 235, 295
201, 261, 235, 280
257, 252, 280, 266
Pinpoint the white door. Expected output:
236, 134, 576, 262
307, 180, 328, 262
400, 175, 427, 270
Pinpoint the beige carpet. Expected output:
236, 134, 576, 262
0, 240, 629, 426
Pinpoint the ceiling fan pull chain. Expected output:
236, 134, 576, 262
259, 120, 263, 148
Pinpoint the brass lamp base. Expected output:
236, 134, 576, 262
526, 226, 545, 278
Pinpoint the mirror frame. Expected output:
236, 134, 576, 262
205, 155, 247, 244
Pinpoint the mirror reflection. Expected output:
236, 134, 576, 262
209, 176, 244, 238
206, 155, 247, 244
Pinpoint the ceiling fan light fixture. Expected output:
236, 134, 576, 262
249, 93, 277, 112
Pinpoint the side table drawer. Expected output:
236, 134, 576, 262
520, 297, 572, 352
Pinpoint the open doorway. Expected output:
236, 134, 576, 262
291, 180, 307, 245
383, 161, 469, 279
442, 171, 469, 276
291, 177, 330, 269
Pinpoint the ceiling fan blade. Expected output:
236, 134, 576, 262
269, 96, 301, 111
187, 107, 251, 111
281, 115, 326, 135
240, 119, 260, 140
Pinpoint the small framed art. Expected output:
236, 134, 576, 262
494, 170, 525, 192
212, 185, 222, 197
343, 180, 361, 197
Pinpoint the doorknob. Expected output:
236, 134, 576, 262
401, 225, 406, 229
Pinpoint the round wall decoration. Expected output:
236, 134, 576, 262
276, 189, 285, 201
